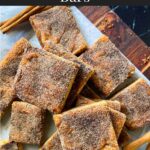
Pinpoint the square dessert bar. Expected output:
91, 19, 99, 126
40, 132, 62, 150
30, 6, 87, 55
54, 102, 119, 150
14, 47, 79, 113
80, 35, 135, 97
0, 38, 31, 118
112, 78, 150, 129
76, 96, 126, 139
9, 102, 45, 145
44, 41, 94, 108
42, 98, 125, 150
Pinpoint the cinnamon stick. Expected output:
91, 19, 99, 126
1, 6, 44, 33
0, 6, 52, 33
124, 132, 150, 150
0, 6, 35, 30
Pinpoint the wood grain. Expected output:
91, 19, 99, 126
79, 6, 150, 79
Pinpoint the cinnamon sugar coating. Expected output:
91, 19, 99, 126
112, 78, 150, 129
54, 102, 119, 150
80, 36, 135, 96
42, 98, 125, 150
14, 47, 79, 113
9, 102, 45, 145
109, 108, 126, 139
0, 38, 31, 118
76, 96, 126, 138
44, 41, 94, 108
30, 6, 87, 54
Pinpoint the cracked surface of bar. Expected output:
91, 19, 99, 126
76, 96, 126, 139
14, 47, 79, 113
80, 36, 135, 97
44, 41, 94, 108
9, 102, 45, 145
54, 102, 119, 150
30, 6, 87, 55
0, 38, 31, 118
112, 78, 150, 129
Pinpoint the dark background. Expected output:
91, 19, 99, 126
110, 6, 150, 46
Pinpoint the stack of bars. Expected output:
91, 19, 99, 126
0, 6, 150, 150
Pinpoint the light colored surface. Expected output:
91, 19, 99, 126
0, 6, 150, 150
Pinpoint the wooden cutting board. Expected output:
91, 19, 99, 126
79, 6, 150, 79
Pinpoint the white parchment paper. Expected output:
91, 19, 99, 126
0, 6, 149, 150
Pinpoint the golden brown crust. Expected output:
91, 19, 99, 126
40, 132, 62, 150
0, 38, 31, 118
30, 6, 87, 54
101, 100, 121, 111
80, 35, 135, 96
9, 101, 45, 145
112, 78, 150, 129
109, 108, 126, 139
54, 102, 119, 150
44, 41, 94, 108
14, 47, 80, 113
